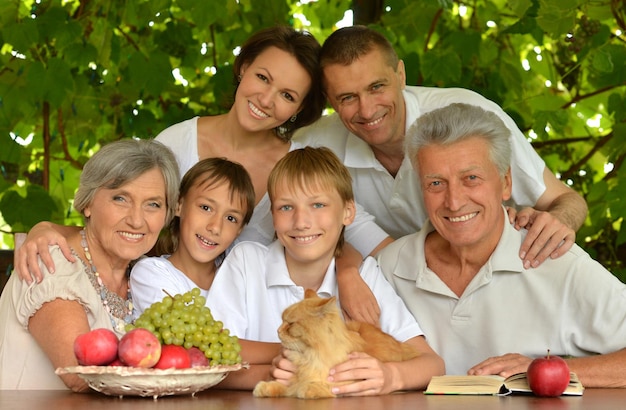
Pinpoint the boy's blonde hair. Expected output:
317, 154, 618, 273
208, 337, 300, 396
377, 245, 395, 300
267, 146, 354, 256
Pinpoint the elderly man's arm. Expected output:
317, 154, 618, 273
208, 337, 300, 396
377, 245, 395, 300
468, 349, 626, 388
513, 167, 588, 269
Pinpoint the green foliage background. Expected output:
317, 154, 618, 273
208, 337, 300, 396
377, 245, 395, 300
1, 0, 625, 280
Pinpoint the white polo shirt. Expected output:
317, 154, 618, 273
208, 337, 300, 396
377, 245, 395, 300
206, 240, 423, 343
377, 207, 626, 375
294, 86, 546, 239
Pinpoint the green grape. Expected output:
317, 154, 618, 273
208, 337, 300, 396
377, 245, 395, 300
131, 288, 242, 365
173, 299, 185, 310
219, 332, 230, 344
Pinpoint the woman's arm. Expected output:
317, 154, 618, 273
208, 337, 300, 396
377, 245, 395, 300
28, 298, 92, 392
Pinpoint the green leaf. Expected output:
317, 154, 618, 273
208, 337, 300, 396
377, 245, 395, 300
508, 0, 533, 18
536, 0, 577, 36
2, 19, 39, 53
591, 48, 614, 73
608, 93, 626, 122
0, 185, 62, 231
421, 48, 462, 86
43, 58, 75, 107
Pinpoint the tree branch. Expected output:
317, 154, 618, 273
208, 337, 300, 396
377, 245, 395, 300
56, 109, 84, 170
560, 132, 613, 180
562, 83, 625, 109
531, 136, 592, 148
424, 8, 444, 54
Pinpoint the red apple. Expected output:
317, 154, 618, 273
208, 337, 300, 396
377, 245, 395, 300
74, 328, 119, 366
118, 328, 161, 368
108, 358, 126, 366
154, 345, 192, 369
187, 347, 210, 367
527, 350, 570, 397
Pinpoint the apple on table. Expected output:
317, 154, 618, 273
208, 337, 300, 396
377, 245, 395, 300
527, 350, 570, 397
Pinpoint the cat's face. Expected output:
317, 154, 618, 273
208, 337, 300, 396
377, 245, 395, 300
277, 290, 341, 351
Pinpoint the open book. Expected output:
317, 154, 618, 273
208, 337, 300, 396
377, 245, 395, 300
425, 372, 584, 396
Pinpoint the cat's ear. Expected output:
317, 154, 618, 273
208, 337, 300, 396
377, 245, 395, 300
304, 289, 318, 299
321, 296, 338, 311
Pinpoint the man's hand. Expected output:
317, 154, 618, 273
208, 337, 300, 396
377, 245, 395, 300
336, 243, 380, 326
13, 222, 75, 284
508, 207, 575, 269
337, 271, 381, 326
467, 353, 533, 378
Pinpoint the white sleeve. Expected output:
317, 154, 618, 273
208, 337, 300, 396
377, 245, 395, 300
130, 257, 190, 318
507, 126, 546, 207
154, 118, 198, 177
361, 257, 424, 342
345, 201, 390, 258
206, 245, 251, 339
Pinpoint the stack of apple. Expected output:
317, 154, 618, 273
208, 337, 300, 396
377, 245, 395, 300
74, 327, 210, 369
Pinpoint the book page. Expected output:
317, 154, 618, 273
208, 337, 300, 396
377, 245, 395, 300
425, 372, 584, 396
425, 375, 505, 395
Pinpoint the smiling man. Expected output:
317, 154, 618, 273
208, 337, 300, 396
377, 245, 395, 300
376, 103, 626, 388
294, 25, 587, 269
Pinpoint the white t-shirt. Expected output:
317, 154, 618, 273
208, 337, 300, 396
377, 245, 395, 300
155, 119, 388, 257
206, 240, 423, 343
377, 207, 626, 375
294, 86, 546, 239
130, 255, 211, 319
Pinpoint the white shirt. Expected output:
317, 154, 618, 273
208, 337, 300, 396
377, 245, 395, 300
155, 118, 388, 257
206, 240, 423, 343
294, 86, 546, 239
130, 255, 211, 319
377, 207, 626, 375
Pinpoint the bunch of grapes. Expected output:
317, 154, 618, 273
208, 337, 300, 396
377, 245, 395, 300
564, 15, 602, 54
126, 288, 242, 366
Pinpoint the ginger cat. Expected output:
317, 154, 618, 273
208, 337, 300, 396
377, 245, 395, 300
253, 289, 420, 399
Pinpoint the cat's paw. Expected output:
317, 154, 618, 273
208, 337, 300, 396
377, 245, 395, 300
253, 381, 287, 398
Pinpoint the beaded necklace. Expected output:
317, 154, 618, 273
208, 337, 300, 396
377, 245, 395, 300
80, 229, 133, 332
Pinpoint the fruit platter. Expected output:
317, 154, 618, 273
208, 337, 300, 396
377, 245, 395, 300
57, 289, 247, 399
56, 363, 245, 399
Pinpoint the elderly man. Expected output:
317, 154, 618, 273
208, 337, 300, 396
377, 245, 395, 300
376, 103, 626, 388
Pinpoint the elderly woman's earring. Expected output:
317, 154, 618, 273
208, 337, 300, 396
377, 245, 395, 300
237, 74, 242, 82
290, 114, 297, 123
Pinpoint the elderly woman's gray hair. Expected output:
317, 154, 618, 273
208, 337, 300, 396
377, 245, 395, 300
73, 139, 180, 224
405, 103, 512, 177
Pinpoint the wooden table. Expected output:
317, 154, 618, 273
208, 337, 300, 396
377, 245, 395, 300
1, 388, 625, 410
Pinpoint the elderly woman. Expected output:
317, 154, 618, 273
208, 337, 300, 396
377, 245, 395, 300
0, 139, 179, 391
